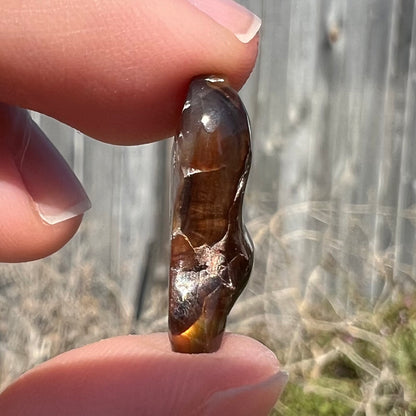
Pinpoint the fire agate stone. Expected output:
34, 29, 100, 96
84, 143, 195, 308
169, 76, 253, 353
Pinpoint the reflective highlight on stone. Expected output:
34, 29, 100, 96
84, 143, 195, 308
169, 76, 253, 353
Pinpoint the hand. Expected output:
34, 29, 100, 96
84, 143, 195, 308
0, 0, 260, 262
0, 0, 287, 414
0, 333, 287, 415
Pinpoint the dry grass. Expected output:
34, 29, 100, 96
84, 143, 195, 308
234, 201, 416, 415
0, 259, 130, 392
1, 201, 416, 415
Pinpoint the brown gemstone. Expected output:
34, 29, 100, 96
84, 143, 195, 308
168, 76, 253, 353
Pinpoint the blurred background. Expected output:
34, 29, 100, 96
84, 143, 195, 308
1, 1, 416, 414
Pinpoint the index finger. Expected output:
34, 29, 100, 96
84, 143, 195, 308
0, 0, 260, 144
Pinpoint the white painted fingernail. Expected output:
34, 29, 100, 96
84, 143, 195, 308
188, 0, 261, 43
6, 106, 91, 225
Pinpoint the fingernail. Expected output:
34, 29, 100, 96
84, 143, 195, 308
202, 370, 289, 415
188, 0, 261, 43
5, 106, 91, 225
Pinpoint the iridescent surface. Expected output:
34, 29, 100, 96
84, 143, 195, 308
169, 76, 253, 353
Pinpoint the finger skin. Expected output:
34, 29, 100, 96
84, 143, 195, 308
0, 144, 82, 262
0, 0, 259, 144
0, 0, 258, 261
0, 105, 84, 262
0, 334, 282, 416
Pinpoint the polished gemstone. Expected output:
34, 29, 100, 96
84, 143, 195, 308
169, 76, 253, 353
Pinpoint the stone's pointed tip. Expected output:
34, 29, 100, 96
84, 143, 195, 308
170, 326, 223, 354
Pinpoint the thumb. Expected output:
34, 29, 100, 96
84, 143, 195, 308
0, 333, 287, 416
